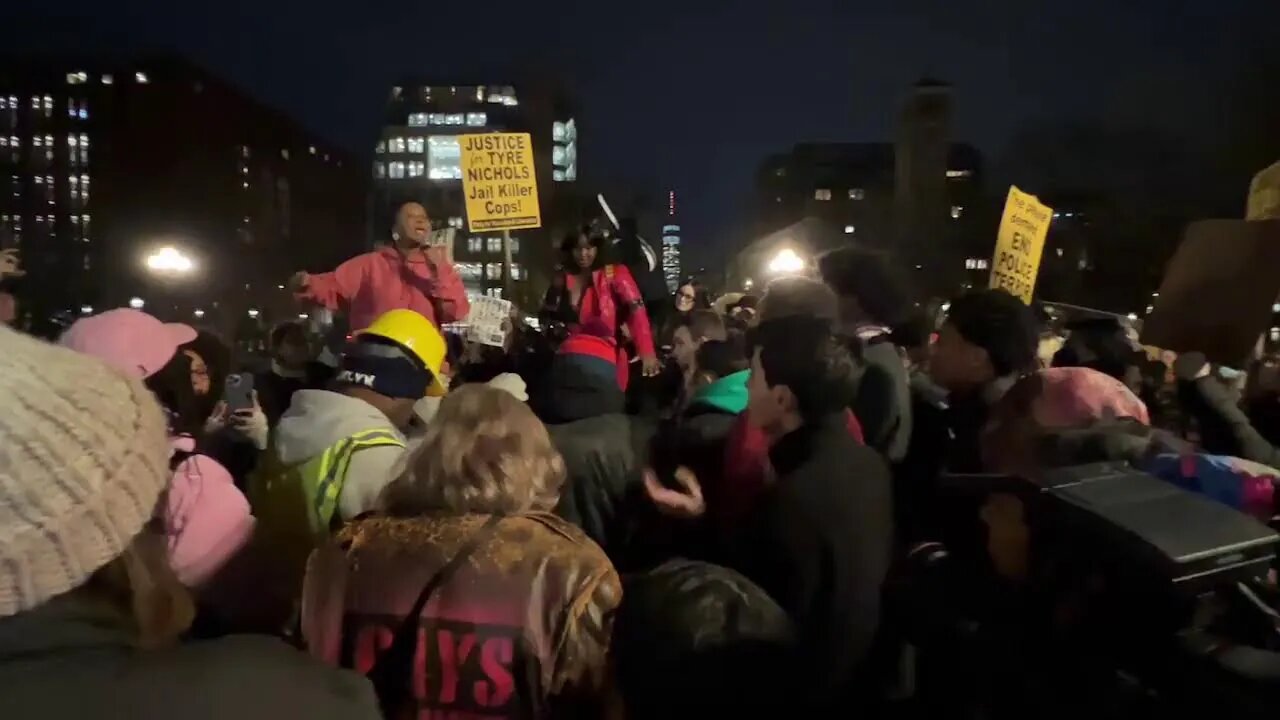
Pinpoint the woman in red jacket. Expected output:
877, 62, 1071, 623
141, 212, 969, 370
540, 229, 660, 389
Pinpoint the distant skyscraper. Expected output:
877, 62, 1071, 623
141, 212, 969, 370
661, 190, 681, 291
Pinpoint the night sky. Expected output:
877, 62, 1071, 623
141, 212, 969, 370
3, 0, 1274, 269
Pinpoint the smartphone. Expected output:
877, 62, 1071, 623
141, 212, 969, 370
223, 373, 255, 413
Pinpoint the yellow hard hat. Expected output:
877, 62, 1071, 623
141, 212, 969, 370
357, 309, 448, 397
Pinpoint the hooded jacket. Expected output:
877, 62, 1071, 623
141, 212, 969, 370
299, 246, 470, 332
273, 390, 407, 520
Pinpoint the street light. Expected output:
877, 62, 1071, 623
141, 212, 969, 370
247, 308, 260, 319
767, 248, 805, 275
193, 309, 205, 319
144, 246, 195, 275
128, 297, 145, 309
79, 305, 93, 315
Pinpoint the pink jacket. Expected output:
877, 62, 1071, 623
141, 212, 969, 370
166, 437, 256, 588
300, 246, 470, 331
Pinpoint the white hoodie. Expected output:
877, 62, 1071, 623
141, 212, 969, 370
273, 389, 406, 520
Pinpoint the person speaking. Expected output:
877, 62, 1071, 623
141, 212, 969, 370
291, 202, 469, 331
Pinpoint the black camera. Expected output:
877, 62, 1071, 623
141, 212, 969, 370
890, 463, 1280, 718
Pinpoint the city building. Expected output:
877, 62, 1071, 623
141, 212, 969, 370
661, 190, 681, 291
370, 79, 580, 310
0, 55, 366, 338
750, 79, 984, 297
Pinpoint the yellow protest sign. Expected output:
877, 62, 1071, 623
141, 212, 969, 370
989, 186, 1053, 304
459, 132, 542, 232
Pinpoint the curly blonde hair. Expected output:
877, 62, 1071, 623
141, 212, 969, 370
382, 384, 565, 516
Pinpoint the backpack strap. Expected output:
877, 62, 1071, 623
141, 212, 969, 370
366, 514, 505, 716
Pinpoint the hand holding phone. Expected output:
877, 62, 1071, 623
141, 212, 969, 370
223, 373, 256, 414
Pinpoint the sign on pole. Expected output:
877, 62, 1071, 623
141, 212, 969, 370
459, 133, 542, 232
989, 186, 1053, 304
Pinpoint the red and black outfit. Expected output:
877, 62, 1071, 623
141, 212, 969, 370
540, 264, 655, 391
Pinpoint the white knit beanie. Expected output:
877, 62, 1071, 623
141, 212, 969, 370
0, 326, 172, 617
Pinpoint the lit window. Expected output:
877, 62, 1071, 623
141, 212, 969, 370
240, 145, 250, 158
553, 121, 566, 142
373, 162, 386, 179
30, 96, 38, 109
242, 181, 249, 189
1055, 248, 1064, 258
510, 237, 520, 254
308, 145, 316, 155
42, 96, 53, 113
388, 161, 406, 179
387, 137, 406, 154
375, 140, 385, 154
407, 161, 425, 177
449, 217, 463, 228
848, 188, 865, 200
963, 258, 990, 271
951, 205, 963, 219
552, 145, 566, 167
427, 136, 462, 180
844, 225, 855, 234
101, 74, 113, 85
487, 237, 502, 253
428, 113, 446, 125
946, 169, 972, 179
815, 189, 832, 201
79, 133, 89, 147
241, 166, 248, 175
281, 148, 290, 160
407, 137, 425, 154
466, 112, 486, 127
486, 263, 501, 280
447, 114, 464, 125
408, 113, 429, 127
553, 169, 566, 182
467, 237, 482, 253
511, 263, 522, 281
475, 86, 485, 102
135, 71, 149, 84
67, 71, 88, 85
457, 262, 481, 280
486, 287, 503, 298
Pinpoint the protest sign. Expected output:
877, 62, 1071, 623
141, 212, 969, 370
465, 293, 514, 347
459, 133, 541, 232
1141, 220, 1280, 366
989, 186, 1053, 304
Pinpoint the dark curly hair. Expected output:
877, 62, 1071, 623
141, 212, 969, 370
558, 226, 608, 270
945, 289, 1039, 377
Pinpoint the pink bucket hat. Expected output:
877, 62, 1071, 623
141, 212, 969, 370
60, 308, 197, 379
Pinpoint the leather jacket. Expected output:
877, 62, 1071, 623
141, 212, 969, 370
301, 512, 620, 719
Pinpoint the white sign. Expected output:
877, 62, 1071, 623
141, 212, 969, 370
465, 293, 513, 347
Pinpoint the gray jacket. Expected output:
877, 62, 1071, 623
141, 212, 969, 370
0, 595, 381, 720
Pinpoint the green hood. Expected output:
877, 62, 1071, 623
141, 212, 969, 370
691, 369, 750, 414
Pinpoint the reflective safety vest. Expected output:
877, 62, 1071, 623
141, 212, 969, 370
250, 428, 406, 584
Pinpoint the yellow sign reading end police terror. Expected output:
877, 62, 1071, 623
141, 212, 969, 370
459, 132, 542, 232
989, 186, 1053, 304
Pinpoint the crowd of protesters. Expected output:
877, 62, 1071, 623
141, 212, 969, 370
1, 207, 1279, 719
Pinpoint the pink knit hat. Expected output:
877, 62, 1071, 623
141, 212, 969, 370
60, 308, 197, 379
